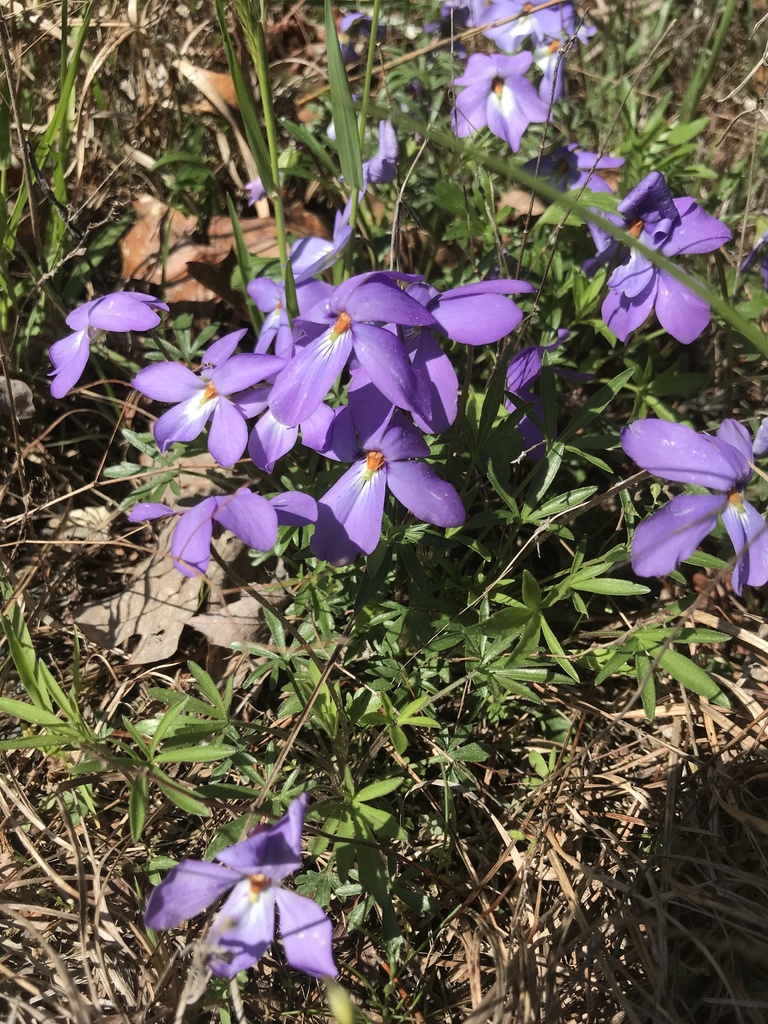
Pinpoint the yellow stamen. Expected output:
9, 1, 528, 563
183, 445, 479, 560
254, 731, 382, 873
333, 311, 352, 336
366, 450, 386, 472
202, 380, 218, 402
249, 873, 269, 899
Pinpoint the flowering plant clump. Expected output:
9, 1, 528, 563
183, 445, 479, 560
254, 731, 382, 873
584, 171, 731, 343
621, 418, 768, 594
35, 5, 768, 1017
145, 795, 336, 978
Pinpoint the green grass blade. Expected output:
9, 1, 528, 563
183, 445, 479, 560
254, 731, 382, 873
325, 0, 362, 191
215, 0, 273, 192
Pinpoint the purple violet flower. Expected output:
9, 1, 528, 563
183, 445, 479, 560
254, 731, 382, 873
505, 331, 569, 458
739, 227, 768, 289
533, 21, 595, 102
452, 51, 549, 151
288, 203, 353, 281
248, 400, 334, 474
481, 0, 573, 52
145, 794, 336, 979
338, 12, 385, 63
522, 143, 623, 194
310, 382, 465, 565
49, 292, 168, 399
245, 177, 266, 206
621, 418, 768, 595
424, 2, 479, 56
362, 120, 398, 185
132, 330, 284, 468
584, 171, 731, 344
247, 277, 332, 358
128, 487, 315, 576
400, 281, 460, 435
129, 488, 278, 576
268, 272, 436, 428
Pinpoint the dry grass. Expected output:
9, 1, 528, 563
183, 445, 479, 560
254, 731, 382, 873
3, 634, 768, 1024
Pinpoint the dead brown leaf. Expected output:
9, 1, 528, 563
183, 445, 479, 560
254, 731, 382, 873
119, 195, 332, 305
0, 377, 35, 420
188, 594, 266, 649
498, 187, 546, 218
119, 195, 281, 305
76, 527, 242, 664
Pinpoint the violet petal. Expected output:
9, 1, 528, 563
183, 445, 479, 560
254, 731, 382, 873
213, 488, 278, 552
133, 362, 203, 403
385, 460, 466, 527
277, 889, 338, 977
722, 499, 768, 594
145, 860, 236, 930
630, 493, 724, 578
208, 881, 276, 978
621, 419, 748, 490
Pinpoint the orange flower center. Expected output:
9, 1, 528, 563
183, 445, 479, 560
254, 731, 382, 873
202, 380, 218, 402
492, 77, 505, 96
728, 488, 744, 506
548, 40, 562, 54
628, 219, 644, 238
366, 450, 386, 472
249, 873, 269, 897
333, 311, 352, 335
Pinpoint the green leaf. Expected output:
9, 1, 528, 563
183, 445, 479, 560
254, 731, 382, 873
129, 776, 148, 841
528, 486, 598, 522
464, 606, 531, 639
558, 369, 634, 444
324, 0, 362, 190
594, 649, 634, 686
397, 696, 439, 729
571, 579, 651, 596
540, 617, 579, 682
0, 698, 63, 727
215, 0, 273, 191
657, 649, 728, 705
0, 602, 75, 718
665, 117, 709, 146
148, 699, 189, 756
522, 570, 542, 610
522, 442, 564, 518
156, 779, 211, 817
449, 742, 491, 762
187, 662, 227, 715
355, 777, 403, 803
638, 654, 656, 720
153, 744, 238, 764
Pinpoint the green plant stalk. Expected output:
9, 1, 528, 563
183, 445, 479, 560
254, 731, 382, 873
345, 0, 382, 265
250, 14, 290, 279
679, 0, 737, 123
